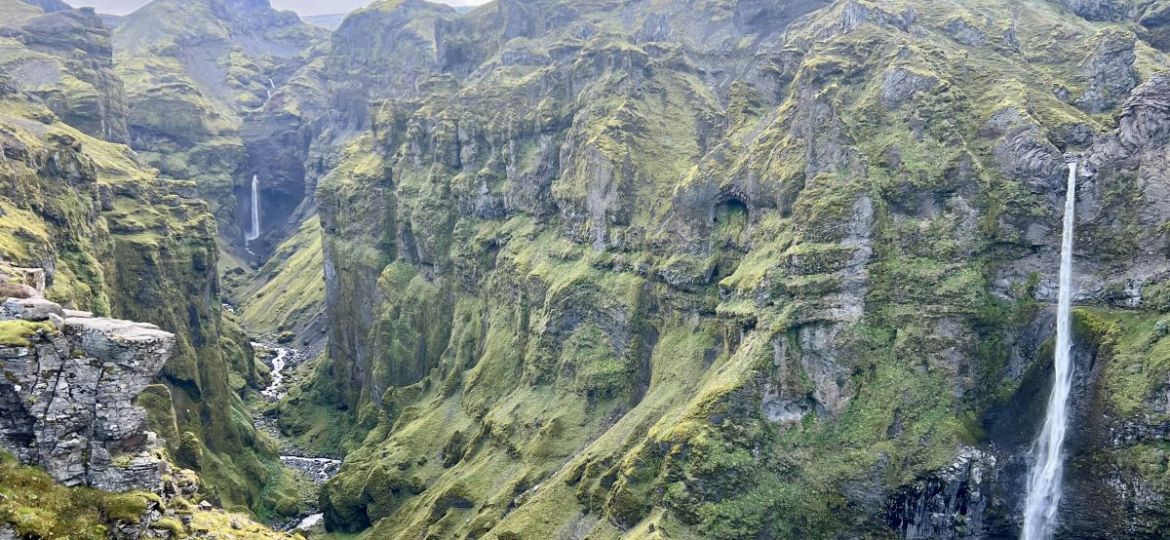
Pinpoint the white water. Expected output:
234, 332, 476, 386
245, 174, 261, 242
249, 342, 341, 532
1022, 161, 1078, 540
295, 513, 324, 531
260, 346, 294, 401
280, 455, 342, 483
252, 343, 342, 485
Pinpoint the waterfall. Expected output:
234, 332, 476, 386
245, 174, 261, 243
1021, 160, 1078, 540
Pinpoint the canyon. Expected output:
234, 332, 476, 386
5, 0, 1170, 539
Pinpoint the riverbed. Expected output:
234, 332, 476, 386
252, 343, 341, 533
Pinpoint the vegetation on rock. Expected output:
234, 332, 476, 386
8, 0, 1170, 538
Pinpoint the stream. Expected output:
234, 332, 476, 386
252, 343, 341, 532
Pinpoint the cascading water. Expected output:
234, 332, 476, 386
1021, 160, 1078, 540
245, 174, 261, 243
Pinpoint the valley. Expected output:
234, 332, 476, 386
6, 0, 1170, 539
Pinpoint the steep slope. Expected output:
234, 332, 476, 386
0, 1, 302, 516
113, 0, 326, 248
0, 452, 295, 539
234, 215, 328, 347
0, 267, 294, 539
1, 264, 174, 494
305, 0, 1170, 538
0, 1, 129, 143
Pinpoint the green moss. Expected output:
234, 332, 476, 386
1142, 280, 1170, 312
153, 516, 186, 536
135, 384, 181, 445
1086, 309, 1170, 415
277, 353, 364, 456
0, 452, 155, 539
0, 204, 51, 261
0, 320, 55, 347
238, 217, 326, 337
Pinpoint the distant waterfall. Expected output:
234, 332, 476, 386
246, 174, 261, 243
1022, 161, 1078, 540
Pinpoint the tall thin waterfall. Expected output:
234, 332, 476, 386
1022, 160, 1078, 540
246, 174, 261, 243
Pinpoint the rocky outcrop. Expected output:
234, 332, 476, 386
886, 449, 996, 540
0, 265, 296, 539
307, 0, 1170, 538
0, 3, 129, 143
0, 265, 174, 492
1076, 30, 1140, 113
1139, 2, 1170, 50
1050, 0, 1144, 21
880, 67, 940, 110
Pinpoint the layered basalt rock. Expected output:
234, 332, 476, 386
0, 2, 130, 143
0, 265, 174, 493
307, 0, 1170, 538
113, 0, 327, 246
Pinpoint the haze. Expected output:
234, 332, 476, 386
73, 0, 489, 16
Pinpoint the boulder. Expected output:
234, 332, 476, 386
1, 297, 66, 321
0, 294, 175, 492
0, 283, 38, 299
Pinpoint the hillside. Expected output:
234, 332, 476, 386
6, 0, 1170, 539
0, 0, 307, 525
307, 0, 1170, 538
113, 0, 327, 248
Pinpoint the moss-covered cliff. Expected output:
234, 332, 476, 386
112, 0, 326, 247
10, 0, 1170, 537
0, 0, 301, 518
307, 0, 1170, 538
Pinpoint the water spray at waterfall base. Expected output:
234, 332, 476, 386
1022, 160, 1078, 540
245, 174, 261, 243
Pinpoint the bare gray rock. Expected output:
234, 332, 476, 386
1, 296, 65, 321
880, 67, 938, 109
1076, 31, 1140, 113
1050, 0, 1141, 21
943, 17, 987, 46
0, 295, 175, 493
887, 448, 996, 540
1140, 3, 1170, 50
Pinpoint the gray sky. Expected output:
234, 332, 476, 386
73, 0, 488, 16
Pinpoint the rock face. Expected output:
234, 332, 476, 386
302, 0, 1170, 538
1076, 30, 1140, 113
0, 2, 130, 143
0, 266, 174, 492
113, 0, 327, 246
886, 449, 996, 540
1052, 0, 1142, 21
0, 37, 288, 513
